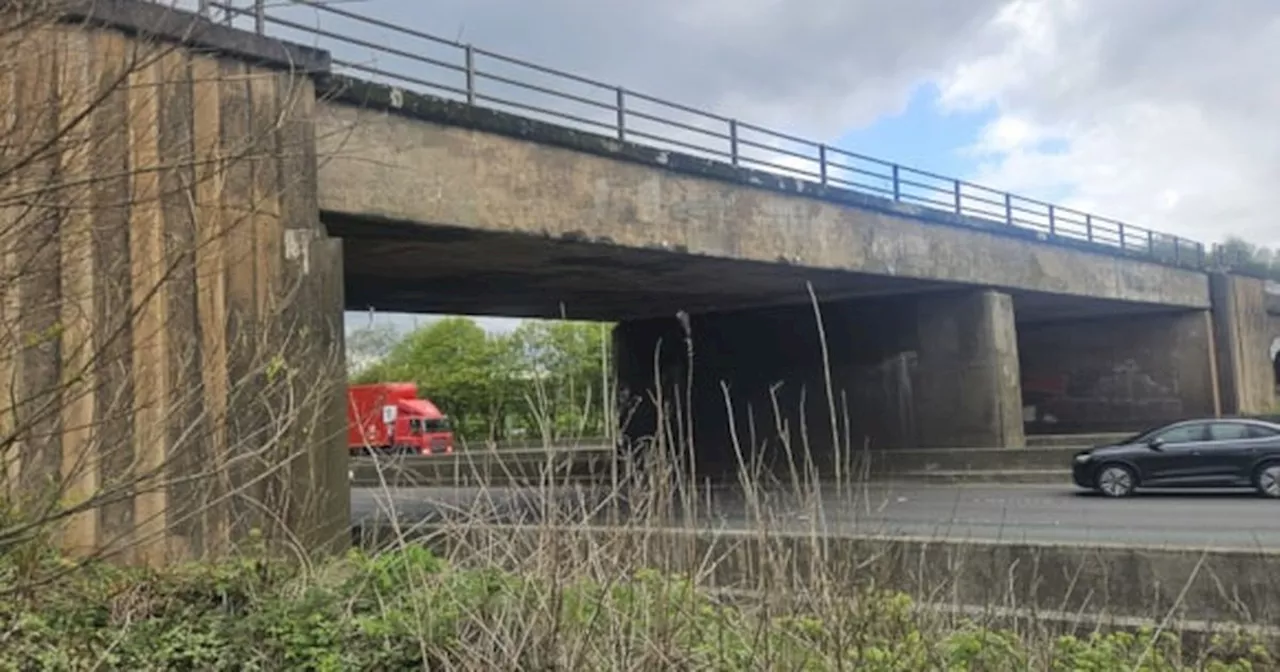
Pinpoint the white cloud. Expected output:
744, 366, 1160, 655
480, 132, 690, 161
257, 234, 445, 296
941, 0, 1280, 247
270, 0, 1003, 142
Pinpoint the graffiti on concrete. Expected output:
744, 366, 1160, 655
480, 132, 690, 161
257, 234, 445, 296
1023, 358, 1183, 432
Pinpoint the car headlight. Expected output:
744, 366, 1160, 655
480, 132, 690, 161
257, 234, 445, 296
1074, 454, 1092, 463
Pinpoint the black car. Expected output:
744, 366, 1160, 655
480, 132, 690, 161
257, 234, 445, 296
1071, 418, 1280, 497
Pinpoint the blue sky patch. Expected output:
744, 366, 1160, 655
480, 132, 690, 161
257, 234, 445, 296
833, 82, 998, 182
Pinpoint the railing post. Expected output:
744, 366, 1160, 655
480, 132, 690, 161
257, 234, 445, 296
953, 180, 962, 214
1004, 193, 1012, 226
1147, 230, 1155, 256
254, 0, 264, 34
615, 87, 625, 141
1118, 222, 1126, 251
1173, 236, 1181, 265
729, 119, 739, 166
465, 46, 476, 105
892, 165, 900, 201
818, 145, 827, 185
1085, 214, 1093, 242
1047, 204, 1056, 236
1197, 242, 1206, 268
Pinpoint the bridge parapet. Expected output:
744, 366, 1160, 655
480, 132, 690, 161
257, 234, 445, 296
205, 0, 1210, 272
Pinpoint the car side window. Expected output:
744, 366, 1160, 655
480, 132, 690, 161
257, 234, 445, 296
1207, 422, 1252, 441
1247, 425, 1280, 439
1153, 423, 1207, 444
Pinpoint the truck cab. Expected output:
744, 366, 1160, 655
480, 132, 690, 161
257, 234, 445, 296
391, 398, 455, 455
347, 383, 456, 456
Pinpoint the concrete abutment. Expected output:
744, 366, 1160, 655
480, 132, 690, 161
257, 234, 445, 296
0, 4, 349, 563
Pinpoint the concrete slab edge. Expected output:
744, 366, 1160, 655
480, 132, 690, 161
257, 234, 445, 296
55, 0, 330, 72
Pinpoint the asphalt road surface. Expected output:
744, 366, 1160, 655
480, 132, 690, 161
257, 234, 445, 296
351, 482, 1280, 550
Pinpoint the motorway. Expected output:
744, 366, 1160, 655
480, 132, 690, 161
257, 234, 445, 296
351, 482, 1280, 550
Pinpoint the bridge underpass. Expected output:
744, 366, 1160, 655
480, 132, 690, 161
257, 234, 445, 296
6, 0, 1276, 566
318, 95, 1269, 476
330, 215, 1237, 475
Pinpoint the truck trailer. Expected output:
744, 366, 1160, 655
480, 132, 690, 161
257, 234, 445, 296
346, 382, 455, 456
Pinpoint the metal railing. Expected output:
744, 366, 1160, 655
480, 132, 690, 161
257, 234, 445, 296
204, 0, 1211, 269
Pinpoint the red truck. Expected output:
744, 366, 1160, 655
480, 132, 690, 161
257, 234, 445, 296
346, 382, 455, 456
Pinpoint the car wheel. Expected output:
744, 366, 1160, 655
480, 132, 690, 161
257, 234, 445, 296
1095, 464, 1136, 497
1254, 463, 1280, 499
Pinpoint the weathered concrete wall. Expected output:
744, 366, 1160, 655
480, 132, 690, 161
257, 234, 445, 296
1019, 312, 1218, 433
1211, 274, 1277, 415
0, 6, 348, 564
313, 97, 1211, 309
614, 291, 1025, 480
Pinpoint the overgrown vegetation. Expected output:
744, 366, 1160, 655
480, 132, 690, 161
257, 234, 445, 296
0, 540, 1271, 671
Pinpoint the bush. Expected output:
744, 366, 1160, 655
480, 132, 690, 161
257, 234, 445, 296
0, 545, 1271, 671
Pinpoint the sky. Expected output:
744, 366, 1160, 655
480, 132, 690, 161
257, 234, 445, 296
191, 0, 1280, 337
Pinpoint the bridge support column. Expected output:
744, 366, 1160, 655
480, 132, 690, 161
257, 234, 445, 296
1211, 273, 1277, 416
612, 288, 1027, 481
913, 289, 1025, 448
0, 5, 348, 564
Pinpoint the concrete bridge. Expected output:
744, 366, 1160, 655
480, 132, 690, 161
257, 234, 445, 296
1, 1, 1277, 561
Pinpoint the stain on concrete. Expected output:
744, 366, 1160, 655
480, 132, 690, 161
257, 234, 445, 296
315, 75, 1210, 276
314, 100, 1213, 310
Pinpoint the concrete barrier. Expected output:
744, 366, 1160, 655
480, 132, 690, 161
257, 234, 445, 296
858, 445, 1083, 473
349, 443, 1089, 486
1026, 432, 1131, 448
354, 523, 1280, 624
349, 445, 614, 487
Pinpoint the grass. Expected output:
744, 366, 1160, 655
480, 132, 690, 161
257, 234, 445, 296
5, 290, 1279, 670
0, 538, 1273, 671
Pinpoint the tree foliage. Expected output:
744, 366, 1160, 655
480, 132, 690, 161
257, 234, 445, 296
346, 322, 402, 377
508, 320, 610, 441
352, 317, 611, 441
1219, 236, 1280, 281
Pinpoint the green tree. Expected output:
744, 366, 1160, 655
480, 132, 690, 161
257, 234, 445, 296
1219, 236, 1279, 280
345, 322, 401, 377
508, 320, 610, 440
